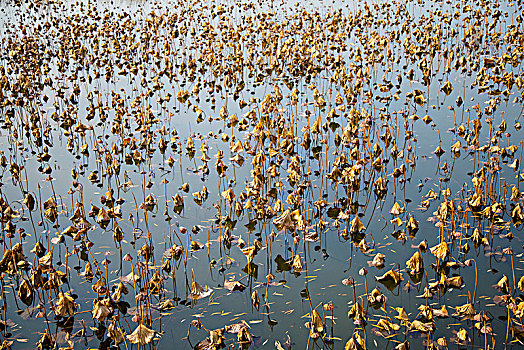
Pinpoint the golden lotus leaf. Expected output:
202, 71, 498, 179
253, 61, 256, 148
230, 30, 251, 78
126, 324, 156, 346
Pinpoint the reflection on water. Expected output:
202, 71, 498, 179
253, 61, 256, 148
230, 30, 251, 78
0, 0, 523, 348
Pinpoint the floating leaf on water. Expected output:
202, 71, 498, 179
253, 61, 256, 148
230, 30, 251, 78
274, 255, 291, 272
223, 280, 246, 292
195, 329, 225, 350
376, 269, 404, 290
409, 320, 435, 333
190, 282, 213, 300
454, 303, 475, 319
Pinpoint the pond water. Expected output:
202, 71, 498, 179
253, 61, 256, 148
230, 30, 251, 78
0, 0, 523, 349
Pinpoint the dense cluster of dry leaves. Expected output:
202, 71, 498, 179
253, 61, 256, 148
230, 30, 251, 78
0, 0, 522, 348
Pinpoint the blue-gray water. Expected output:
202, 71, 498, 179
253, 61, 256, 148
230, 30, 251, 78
0, 0, 523, 349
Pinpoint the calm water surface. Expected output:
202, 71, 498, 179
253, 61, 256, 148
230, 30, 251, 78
0, 0, 523, 349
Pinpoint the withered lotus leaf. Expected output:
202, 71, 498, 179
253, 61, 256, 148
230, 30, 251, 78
224, 280, 246, 292
518, 275, 524, 292
237, 326, 252, 348
344, 330, 365, 350
251, 290, 259, 310
406, 251, 424, 274
454, 303, 475, 319
395, 307, 409, 322
54, 292, 76, 317
390, 202, 404, 215
376, 269, 404, 290
457, 328, 469, 342
306, 309, 324, 338
376, 318, 400, 332
92, 298, 113, 321
447, 276, 464, 289
409, 320, 435, 333
36, 332, 54, 350
195, 329, 225, 350
126, 323, 156, 346
190, 281, 213, 300
348, 302, 365, 325
108, 322, 125, 345
441, 81, 453, 95
430, 241, 450, 260
369, 253, 385, 268
350, 217, 366, 233
292, 254, 303, 273
368, 288, 387, 308
18, 279, 33, 306
0, 0, 521, 347
433, 305, 449, 318
497, 275, 510, 294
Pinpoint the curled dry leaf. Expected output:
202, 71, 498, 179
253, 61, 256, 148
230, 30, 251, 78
54, 292, 76, 317
190, 281, 213, 300
126, 324, 156, 346
224, 280, 246, 292
369, 253, 385, 268
376, 269, 404, 290
406, 251, 424, 274
409, 320, 435, 333
430, 241, 450, 260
